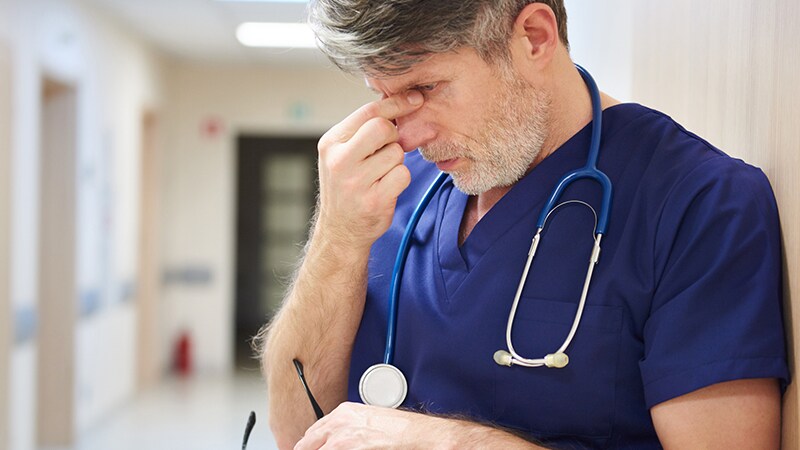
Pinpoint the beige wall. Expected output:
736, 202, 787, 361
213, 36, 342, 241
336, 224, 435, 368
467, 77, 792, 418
631, 1, 800, 446
1, 0, 165, 447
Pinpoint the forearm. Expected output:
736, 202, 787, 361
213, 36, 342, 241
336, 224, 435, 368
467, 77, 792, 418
295, 402, 550, 449
262, 224, 371, 448
430, 416, 549, 450
263, 91, 421, 449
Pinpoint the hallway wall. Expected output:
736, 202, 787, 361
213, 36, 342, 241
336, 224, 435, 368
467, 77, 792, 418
629, 1, 800, 445
0, 0, 164, 448
0, 1, 14, 446
565, 0, 634, 102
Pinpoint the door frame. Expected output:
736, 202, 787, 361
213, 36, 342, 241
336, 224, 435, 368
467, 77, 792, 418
234, 135, 318, 369
136, 110, 162, 389
36, 76, 78, 446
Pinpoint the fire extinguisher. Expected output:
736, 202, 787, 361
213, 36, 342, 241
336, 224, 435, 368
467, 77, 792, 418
174, 329, 193, 377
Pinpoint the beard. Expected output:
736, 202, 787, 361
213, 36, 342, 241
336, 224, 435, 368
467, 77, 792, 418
418, 73, 550, 196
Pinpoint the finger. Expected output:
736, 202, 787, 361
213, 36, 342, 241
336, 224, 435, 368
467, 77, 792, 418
358, 143, 405, 185
294, 423, 329, 450
374, 163, 412, 200
294, 404, 351, 450
322, 91, 423, 145
347, 117, 400, 161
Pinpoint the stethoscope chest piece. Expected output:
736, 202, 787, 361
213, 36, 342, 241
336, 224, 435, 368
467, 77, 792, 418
358, 363, 407, 408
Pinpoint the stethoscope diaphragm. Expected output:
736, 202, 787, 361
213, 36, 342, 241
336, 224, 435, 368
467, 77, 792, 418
358, 363, 408, 408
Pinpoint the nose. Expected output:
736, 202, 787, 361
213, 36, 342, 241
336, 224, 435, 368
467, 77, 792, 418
395, 112, 436, 152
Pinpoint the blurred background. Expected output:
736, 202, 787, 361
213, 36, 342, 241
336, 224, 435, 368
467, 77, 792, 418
0, 0, 797, 449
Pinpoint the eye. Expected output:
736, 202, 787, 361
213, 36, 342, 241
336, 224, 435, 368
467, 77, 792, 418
414, 83, 438, 92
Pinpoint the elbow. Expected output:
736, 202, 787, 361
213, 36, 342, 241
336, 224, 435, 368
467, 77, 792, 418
269, 414, 306, 450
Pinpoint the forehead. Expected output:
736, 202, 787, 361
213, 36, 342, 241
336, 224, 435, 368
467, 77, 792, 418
364, 49, 484, 95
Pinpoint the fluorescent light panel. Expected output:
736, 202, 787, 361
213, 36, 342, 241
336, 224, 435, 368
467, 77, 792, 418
236, 22, 317, 48
218, 1, 307, 3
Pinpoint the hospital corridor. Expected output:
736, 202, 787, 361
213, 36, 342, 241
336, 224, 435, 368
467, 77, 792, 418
1, 0, 799, 449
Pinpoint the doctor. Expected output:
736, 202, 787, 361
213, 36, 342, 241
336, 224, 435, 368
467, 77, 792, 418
259, 1, 788, 448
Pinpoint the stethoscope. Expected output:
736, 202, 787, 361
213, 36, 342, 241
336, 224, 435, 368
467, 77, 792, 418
358, 65, 612, 409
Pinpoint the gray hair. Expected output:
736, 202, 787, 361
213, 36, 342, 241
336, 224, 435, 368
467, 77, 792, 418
308, 0, 569, 76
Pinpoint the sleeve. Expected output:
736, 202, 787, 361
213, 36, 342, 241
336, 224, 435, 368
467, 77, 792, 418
639, 157, 790, 408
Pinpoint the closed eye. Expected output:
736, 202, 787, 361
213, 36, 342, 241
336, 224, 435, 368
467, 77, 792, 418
414, 83, 438, 92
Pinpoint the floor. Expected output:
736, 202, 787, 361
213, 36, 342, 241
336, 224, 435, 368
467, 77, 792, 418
72, 371, 280, 450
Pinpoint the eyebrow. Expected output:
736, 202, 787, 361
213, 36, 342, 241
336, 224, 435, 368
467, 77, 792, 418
366, 75, 437, 96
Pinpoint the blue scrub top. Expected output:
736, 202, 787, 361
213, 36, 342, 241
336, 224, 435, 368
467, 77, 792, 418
348, 103, 789, 448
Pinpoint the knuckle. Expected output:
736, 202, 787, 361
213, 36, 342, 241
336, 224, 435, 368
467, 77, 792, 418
366, 117, 397, 139
325, 151, 344, 171
360, 101, 382, 119
320, 127, 347, 147
395, 168, 412, 190
317, 133, 332, 152
317, 137, 331, 156
388, 143, 405, 163
338, 401, 356, 412
398, 165, 411, 183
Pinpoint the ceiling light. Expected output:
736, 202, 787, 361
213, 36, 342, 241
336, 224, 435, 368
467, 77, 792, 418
218, 0, 307, 3
236, 22, 317, 48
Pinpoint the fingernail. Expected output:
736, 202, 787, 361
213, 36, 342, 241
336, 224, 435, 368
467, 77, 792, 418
407, 91, 423, 105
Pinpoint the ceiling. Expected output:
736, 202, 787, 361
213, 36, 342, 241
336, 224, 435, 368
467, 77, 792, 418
84, 0, 329, 66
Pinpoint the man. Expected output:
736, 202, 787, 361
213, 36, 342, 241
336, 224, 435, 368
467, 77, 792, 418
259, 1, 789, 448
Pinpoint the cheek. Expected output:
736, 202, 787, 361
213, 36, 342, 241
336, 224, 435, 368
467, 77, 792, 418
396, 98, 482, 150
436, 90, 490, 128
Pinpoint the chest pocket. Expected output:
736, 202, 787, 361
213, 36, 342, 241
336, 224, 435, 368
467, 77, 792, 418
492, 297, 623, 447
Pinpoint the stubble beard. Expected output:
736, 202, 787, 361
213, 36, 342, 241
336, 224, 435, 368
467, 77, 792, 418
419, 75, 551, 196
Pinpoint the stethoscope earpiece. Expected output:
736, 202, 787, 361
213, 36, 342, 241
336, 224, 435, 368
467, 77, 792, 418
493, 350, 513, 367
493, 350, 570, 369
544, 352, 569, 368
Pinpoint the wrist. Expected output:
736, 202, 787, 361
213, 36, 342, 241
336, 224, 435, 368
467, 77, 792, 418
436, 420, 463, 450
411, 415, 463, 450
418, 416, 542, 450
310, 214, 377, 257
305, 225, 372, 272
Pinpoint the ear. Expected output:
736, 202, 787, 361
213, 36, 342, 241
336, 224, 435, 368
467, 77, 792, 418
509, 3, 559, 69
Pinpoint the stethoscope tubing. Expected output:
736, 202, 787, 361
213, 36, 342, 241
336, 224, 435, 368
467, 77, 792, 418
537, 65, 612, 235
368, 65, 612, 407
384, 171, 449, 365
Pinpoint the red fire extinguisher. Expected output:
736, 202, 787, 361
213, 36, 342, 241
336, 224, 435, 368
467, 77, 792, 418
174, 330, 193, 377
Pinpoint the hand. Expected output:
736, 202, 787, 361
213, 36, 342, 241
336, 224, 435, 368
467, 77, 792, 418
294, 402, 433, 450
293, 402, 542, 450
316, 91, 424, 251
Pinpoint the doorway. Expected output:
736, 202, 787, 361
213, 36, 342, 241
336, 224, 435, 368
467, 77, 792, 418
234, 136, 318, 370
36, 77, 78, 446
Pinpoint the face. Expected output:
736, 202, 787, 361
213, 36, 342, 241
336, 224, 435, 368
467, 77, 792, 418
366, 49, 551, 195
